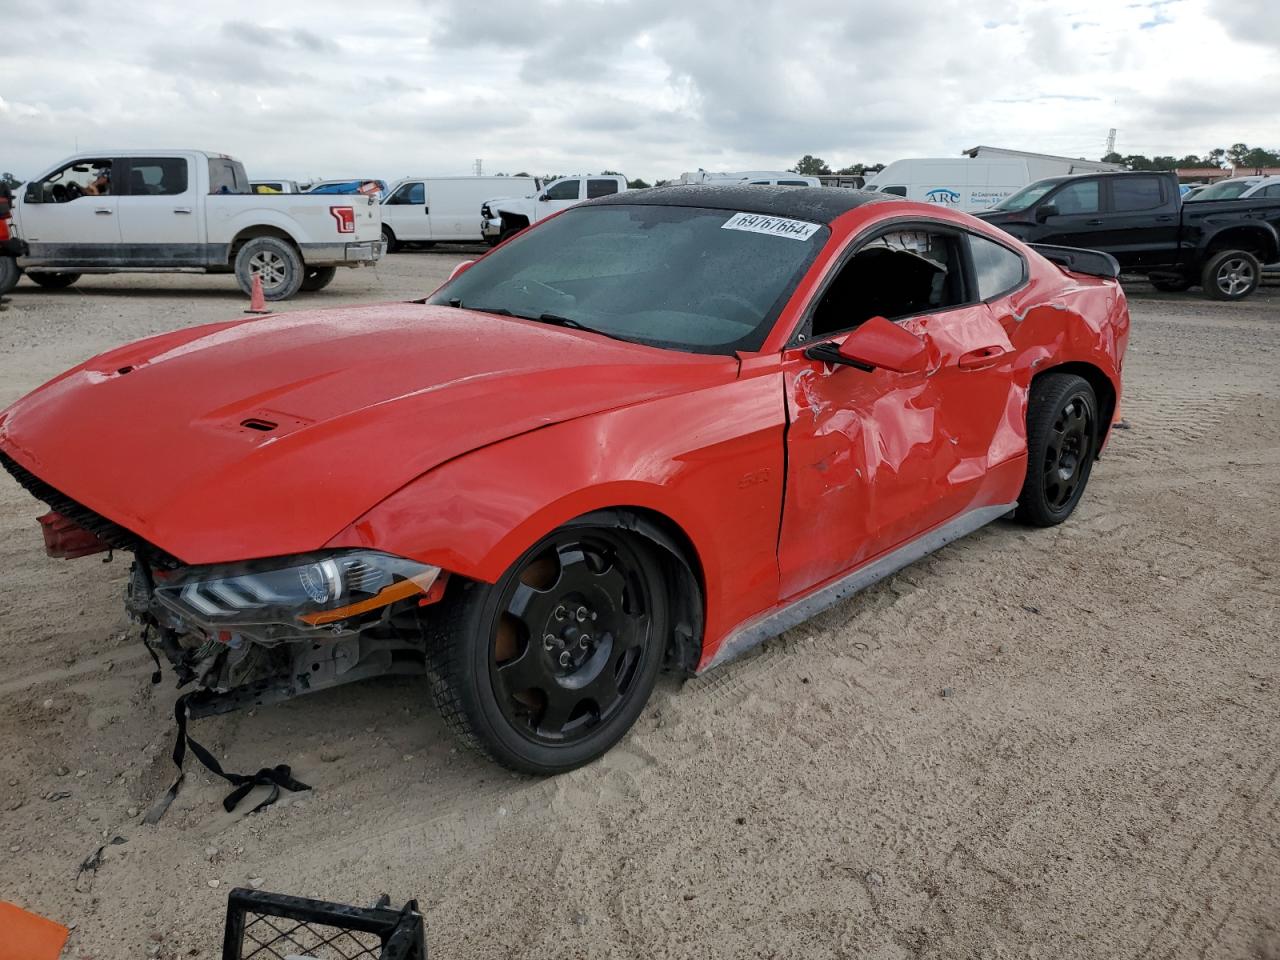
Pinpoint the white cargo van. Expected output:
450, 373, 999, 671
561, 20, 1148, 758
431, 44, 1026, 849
381, 176, 538, 249
862, 159, 1031, 211
678, 170, 821, 187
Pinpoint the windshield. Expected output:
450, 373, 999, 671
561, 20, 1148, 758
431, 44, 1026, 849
1186, 180, 1254, 201
991, 180, 1062, 212
429, 204, 829, 354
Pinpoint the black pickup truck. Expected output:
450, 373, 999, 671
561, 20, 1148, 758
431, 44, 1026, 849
974, 170, 1280, 300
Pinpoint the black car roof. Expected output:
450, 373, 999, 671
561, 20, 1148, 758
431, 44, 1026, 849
583, 184, 895, 224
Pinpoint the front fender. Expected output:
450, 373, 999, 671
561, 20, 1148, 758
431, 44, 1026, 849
326, 369, 788, 656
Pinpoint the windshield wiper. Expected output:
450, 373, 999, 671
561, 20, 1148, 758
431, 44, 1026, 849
535, 312, 596, 333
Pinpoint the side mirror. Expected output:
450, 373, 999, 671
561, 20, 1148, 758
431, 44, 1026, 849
1034, 203, 1059, 222
24, 184, 41, 203
806, 316, 929, 374
537, 194, 550, 202
447, 259, 475, 281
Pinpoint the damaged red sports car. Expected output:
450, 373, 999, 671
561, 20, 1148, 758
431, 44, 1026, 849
0, 186, 1129, 774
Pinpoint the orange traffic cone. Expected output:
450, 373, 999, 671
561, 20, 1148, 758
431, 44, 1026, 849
0, 901, 70, 960
244, 272, 271, 315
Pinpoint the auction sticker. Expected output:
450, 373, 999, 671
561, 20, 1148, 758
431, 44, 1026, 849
721, 212, 820, 241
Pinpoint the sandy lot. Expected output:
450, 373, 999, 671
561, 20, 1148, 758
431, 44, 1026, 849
0, 255, 1277, 960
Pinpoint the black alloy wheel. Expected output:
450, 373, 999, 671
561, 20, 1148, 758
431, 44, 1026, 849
1016, 373, 1099, 526
426, 517, 668, 774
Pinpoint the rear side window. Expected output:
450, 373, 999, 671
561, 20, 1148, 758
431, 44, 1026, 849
122, 157, 188, 196
1260, 184, 1280, 198
779, 180, 812, 187
587, 179, 619, 199
969, 234, 1026, 300
1111, 176, 1164, 212
208, 158, 250, 195
880, 185, 907, 197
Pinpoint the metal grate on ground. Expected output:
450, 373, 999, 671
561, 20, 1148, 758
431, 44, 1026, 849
223, 889, 426, 960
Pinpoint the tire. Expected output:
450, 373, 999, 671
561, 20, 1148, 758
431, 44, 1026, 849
1015, 373, 1099, 527
0, 257, 20, 295
1201, 249, 1260, 301
426, 516, 669, 774
300, 266, 337, 292
234, 236, 304, 301
28, 271, 80, 290
1151, 277, 1192, 293
381, 225, 399, 253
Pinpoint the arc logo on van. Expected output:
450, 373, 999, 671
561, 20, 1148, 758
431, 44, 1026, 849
925, 188, 961, 205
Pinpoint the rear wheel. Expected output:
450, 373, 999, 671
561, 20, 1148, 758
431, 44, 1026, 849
300, 266, 337, 292
1016, 373, 1098, 527
1201, 249, 1260, 301
234, 236, 304, 301
426, 517, 668, 774
28, 271, 80, 290
0, 257, 20, 295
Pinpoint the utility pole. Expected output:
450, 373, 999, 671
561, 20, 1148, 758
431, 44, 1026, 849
473, 159, 483, 176
1105, 128, 1117, 157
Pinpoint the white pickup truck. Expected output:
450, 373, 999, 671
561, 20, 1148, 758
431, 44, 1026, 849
0, 150, 383, 300
481, 174, 629, 245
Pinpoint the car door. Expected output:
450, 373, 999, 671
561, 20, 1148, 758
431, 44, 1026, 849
1031, 178, 1108, 250
17, 157, 121, 265
536, 178, 583, 218
382, 181, 428, 241
1096, 175, 1178, 267
115, 156, 202, 265
775, 224, 1020, 600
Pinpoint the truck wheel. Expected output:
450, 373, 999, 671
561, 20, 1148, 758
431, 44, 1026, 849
425, 517, 669, 774
1201, 249, 1260, 301
300, 266, 337, 292
1150, 277, 1192, 293
234, 236, 304, 301
381, 225, 399, 253
28, 271, 80, 290
1015, 373, 1098, 527
0, 257, 20, 295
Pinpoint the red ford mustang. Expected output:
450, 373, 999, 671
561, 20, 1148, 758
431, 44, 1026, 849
0, 187, 1128, 774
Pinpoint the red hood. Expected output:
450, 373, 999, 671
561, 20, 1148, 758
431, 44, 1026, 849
0, 302, 733, 564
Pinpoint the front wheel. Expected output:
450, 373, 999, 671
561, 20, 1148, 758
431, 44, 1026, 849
426, 518, 668, 774
234, 236, 304, 301
1016, 373, 1098, 527
300, 266, 337, 292
28, 271, 80, 290
381, 225, 399, 254
1201, 249, 1260, 301
0, 257, 20, 295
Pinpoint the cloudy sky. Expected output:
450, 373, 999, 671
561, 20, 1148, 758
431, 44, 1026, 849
1, 0, 1277, 184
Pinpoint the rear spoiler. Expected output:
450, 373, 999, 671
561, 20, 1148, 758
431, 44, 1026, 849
1029, 244, 1120, 280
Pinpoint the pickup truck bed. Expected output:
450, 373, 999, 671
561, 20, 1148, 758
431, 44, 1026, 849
976, 170, 1280, 300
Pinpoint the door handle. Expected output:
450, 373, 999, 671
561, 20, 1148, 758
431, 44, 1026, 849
1085, 218, 1104, 225
424, 207, 430, 214
94, 208, 112, 216
173, 207, 192, 214
958, 345, 1011, 370
1155, 215, 1174, 222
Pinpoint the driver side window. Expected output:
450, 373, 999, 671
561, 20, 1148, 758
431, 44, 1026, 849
544, 179, 580, 201
389, 182, 424, 205
809, 229, 966, 339
1049, 179, 1100, 215
36, 159, 115, 203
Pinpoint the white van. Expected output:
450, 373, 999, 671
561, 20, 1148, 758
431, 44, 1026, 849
862, 159, 1031, 212
678, 170, 821, 187
381, 176, 538, 249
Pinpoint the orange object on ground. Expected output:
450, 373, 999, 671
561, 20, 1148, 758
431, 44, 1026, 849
244, 272, 270, 314
0, 901, 70, 960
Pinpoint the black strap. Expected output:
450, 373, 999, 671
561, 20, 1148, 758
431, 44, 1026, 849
145, 690, 310, 824
140, 624, 163, 685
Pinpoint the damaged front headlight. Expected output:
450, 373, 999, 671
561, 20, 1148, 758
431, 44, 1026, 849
152, 551, 441, 643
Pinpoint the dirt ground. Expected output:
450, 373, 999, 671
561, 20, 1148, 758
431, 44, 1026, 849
0, 254, 1277, 960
